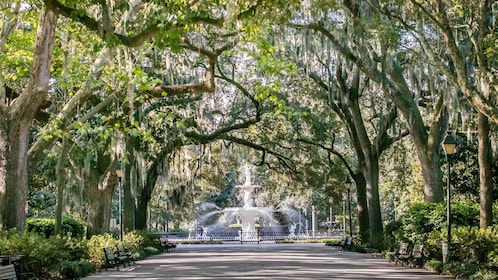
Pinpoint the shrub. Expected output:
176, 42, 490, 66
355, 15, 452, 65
452, 226, 498, 268
26, 218, 55, 238
425, 259, 443, 273
61, 217, 86, 238
87, 233, 119, 267
26, 217, 85, 238
59, 260, 95, 279
442, 261, 478, 279
469, 269, 498, 280
400, 203, 479, 243
0, 230, 89, 278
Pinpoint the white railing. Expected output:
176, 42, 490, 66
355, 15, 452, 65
157, 229, 344, 244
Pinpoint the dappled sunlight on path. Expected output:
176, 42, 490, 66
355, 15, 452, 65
83, 243, 452, 279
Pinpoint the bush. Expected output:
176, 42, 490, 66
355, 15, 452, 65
425, 259, 443, 273
469, 269, 498, 280
0, 230, 90, 278
442, 261, 478, 279
26, 217, 85, 238
87, 231, 160, 267
59, 260, 95, 279
87, 233, 119, 267
401, 203, 479, 242
452, 226, 498, 268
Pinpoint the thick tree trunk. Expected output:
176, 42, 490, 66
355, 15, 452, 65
0, 8, 58, 231
123, 144, 136, 232
365, 156, 383, 248
135, 167, 158, 230
353, 173, 369, 242
135, 149, 163, 230
135, 193, 148, 230
85, 171, 115, 238
478, 113, 493, 228
0, 119, 31, 231
417, 148, 445, 202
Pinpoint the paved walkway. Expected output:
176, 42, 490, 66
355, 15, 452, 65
83, 243, 452, 279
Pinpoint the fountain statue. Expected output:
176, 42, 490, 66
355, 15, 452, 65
195, 163, 305, 241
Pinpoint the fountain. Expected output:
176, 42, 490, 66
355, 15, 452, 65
196, 163, 300, 242
222, 164, 276, 240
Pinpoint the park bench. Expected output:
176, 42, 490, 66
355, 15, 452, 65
387, 242, 410, 265
394, 242, 411, 266
338, 236, 353, 251
0, 264, 17, 280
116, 244, 135, 265
409, 244, 424, 268
160, 238, 177, 252
103, 247, 126, 271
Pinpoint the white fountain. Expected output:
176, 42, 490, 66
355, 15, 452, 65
195, 163, 304, 241
221, 164, 275, 240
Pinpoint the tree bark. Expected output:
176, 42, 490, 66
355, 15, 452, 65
0, 8, 58, 231
478, 113, 493, 228
123, 141, 136, 233
84, 170, 115, 238
54, 138, 70, 235
353, 173, 369, 242
135, 163, 160, 230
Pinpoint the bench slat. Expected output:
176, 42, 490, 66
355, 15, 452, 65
0, 264, 17, 279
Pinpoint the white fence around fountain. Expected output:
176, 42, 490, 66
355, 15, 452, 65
157, 229, 344, 244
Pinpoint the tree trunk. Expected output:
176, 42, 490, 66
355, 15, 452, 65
135, 192, 148, 231
0, 119, 31, 231
365, 155, 383, 248
353, 173, 369, 242
123, 143, 136, 232
54, 138, 70, 235
85, 171, 115, 238
478, 113, 493, 228
417, 146, 445, 202
0, 8, 58, 231
135, 166, 158, 230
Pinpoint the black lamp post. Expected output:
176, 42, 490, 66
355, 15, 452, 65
345, 177, 353, 238
115, 162, 123, 242
443, 134, 457, 249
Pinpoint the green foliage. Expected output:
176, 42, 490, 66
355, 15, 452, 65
0, 230, 90, 278
452, 227, 498, 267
400, 202, 479, 243
62, 216, 86, 238
383, 220, 403, 248
87, 231, 156, 267
87, 233, 119, 267
424, 259, 443, 273
26, 217, 85, 238
400, 203, 446, 242
468, 269, 498, 280
59, 260, 96, 279
26, 217, 55, 238
390, 202, 483, 263
442, 261, 478, 279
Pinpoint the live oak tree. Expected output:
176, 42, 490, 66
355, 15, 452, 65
0, 4, 58, 231
380, 0, 497, 228
1, 0, 299, 232
292, 1, 452, 204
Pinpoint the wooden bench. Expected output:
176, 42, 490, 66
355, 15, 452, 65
394, 242, 410, 266
160, 238, 177, 252
103, 247, 126, 271
0, 264, 17, 280
116, 244, 135, 265
387, 242, 409, 265
338, 236, 353, 251
409, 244, 424, 268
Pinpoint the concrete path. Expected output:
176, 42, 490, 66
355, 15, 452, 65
83, 243, 452, 279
